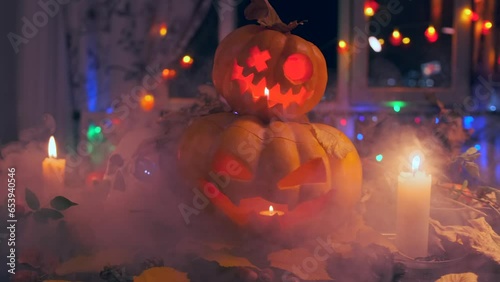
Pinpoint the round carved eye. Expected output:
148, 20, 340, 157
283, 53, 313, 84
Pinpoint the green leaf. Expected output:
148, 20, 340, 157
33, 208, 64, 223
50, 196, 78, 211
25, 188, 40, 211
464, 162, 480, 178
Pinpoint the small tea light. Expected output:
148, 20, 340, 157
259, 205, 284, 216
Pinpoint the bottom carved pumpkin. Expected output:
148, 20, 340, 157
178, 112, 362, 236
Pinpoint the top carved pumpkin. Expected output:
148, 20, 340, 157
212, 0, 327, 120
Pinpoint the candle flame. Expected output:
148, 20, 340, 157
264, 87, 269, 98
48, 136, 57, 158
269, 205, 274, 212
412, 155, 421, 171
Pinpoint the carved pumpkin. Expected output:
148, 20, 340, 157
178, 112, 362, 232
212, 1, 327, 120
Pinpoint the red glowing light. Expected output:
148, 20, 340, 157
283, 53, 313, 83
425, 25, 438, 43
472, 12, 479, 22
246, 46, 271, 72
340, 119, 347, 126
414, 117, 421, 124
364, 0, 379, 17
390, 30, 402, 46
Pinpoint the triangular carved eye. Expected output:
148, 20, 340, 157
212, 151, 253, 181
278, 157, 327, 189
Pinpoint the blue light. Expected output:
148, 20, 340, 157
357, 133, 364, 141
435, 117, 439, 124
86, 63, 98, 112
474, 144, 481, 151
463, 116, 474, 129
375, 154, 383, 162
106, 107, 113, 114
490, 105, 497, 111
359, 116, 366, 122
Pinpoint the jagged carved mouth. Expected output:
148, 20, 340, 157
230, 46, 314, 109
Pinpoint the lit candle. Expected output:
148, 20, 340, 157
264, 87, 270, 100
259, 205, 284, 216
42, 136, 66, 197
396, 155, 432, 258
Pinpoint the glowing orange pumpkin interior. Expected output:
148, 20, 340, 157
232, 46, 314, 109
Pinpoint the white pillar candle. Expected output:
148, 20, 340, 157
42, 136, 66, 200
396, 155, 432, 258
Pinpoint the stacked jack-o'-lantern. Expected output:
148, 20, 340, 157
179, 0, 362, 236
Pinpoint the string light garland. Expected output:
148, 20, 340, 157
390, 29, 402, 46
425, 25, 438, 43
159, 23, 168, 37
337, 40, 348, 53
140, 94, 155, 112
180, 55, 194, 68
364, 0, 379, 17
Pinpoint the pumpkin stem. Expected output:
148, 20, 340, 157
244, 0, 305, 33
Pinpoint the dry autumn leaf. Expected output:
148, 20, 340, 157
133, 267, 189, 282
268, 248, 332, 281
430, 217, 500, 264
55, 249, 134, 276
200, 250, 258, 269
328, 213, 397, 253
435, 272, 478, 282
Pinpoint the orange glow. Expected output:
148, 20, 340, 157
162, 68, 170, 78
283, 53, 313, 83
378, 38, 385, 45
402, 37, 410, 44
425, 25, 438, 43
48, 136, 57, 158
180, 55, 194, 68
392, 30, 401, 38
140, 94, 155, 111
269, 205, 274, 213
159, 23, 168, 36
161, 68, 177, 79
462, 8, 478, 21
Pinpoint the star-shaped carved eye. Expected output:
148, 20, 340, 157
246, 46, 271, 72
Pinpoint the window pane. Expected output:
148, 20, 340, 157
368, 0, 454, 88
237, 0, 339, 100
170, 7, 219, 98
